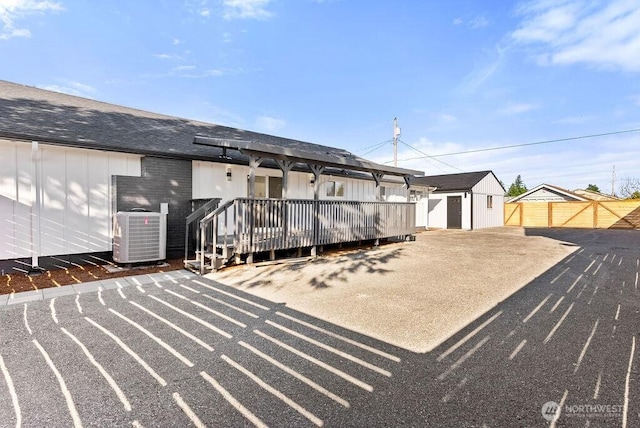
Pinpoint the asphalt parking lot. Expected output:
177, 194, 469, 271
0, 227, 639, 426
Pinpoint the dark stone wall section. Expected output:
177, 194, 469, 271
112, 157, 192, 258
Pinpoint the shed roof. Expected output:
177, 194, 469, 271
508, 183, 588, 202
0, 80, 423, 178
413, 170, 499, 192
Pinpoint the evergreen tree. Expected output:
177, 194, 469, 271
507, 175, 527, 197
586, 184, 600, 192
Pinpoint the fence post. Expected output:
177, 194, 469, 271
519, 203, 523, 227
593, 201, 598, 229
548, 202, 553, 228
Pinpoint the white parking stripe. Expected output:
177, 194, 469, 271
23, 304, 32, 335
50, 298, 58, 324
148, 295, 232, 339
584, 260, 595, 273
549, 390, 568, 428
550, 267, 570, 284
615, 305, 621, 321
191, 280, 270, 310
0, 353, 21, 428
61, 328, 132, 411
131, 421, 143, 428
266, 320, 391, 377
622, 336, 636, 428
98, 288, 105, 306
202, 294, 259, 318
222, 355, 323, 427
109, 308, 194, 367
129, 301, 214, 352
593, 371, 602, 400
438, 336, 490, 381
200, 371, 267, 428
116, 282, 127, 300
75, 295, 83, 314
32, 339, 83, 428
522, 295, 552, 324
509, 340, 526, 360
550, 296, 564, 313
136, 286, 145, 294
544, 303, 574, 344
85, 317, 167, 386
275, 311, 400, 362
172, 392, 206, 428
239, 341, 350, 408
635, 272, 638, 290
592, 262, 603, 276
178, 284, 200, 294
437, 311, 502, 361
165, 289, 246, 328
566, 274, 583, 293
255, 329, 373, 392
573, 319, 599, 374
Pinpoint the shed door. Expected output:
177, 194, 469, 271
447, 196, 462, 229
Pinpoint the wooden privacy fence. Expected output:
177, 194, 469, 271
505, 201, 640, 229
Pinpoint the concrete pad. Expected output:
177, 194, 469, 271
210, 227, 575, 353
0, 294, 8, 306
125, 275, 156, 286
6, 290, 43, 305
42, 286, 77, 299
96, 278, 130, 290
73, 281, 104, 294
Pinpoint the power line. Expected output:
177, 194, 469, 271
354, 139, 392, 153
360, 140, 391, 157
393, 127, 640, 162
390, 139, 464, 172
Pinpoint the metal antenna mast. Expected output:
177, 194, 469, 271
612, 165, 616, 196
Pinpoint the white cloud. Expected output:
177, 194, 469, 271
499, 103, 539, 115
37, 80, 96, 98
172, 38, 181, 45
512, 0, 640, 72
452, 17, 463, 25
553, 115, 590, 124
457, 44, 506, 93
469, 15, 490, 29
0, 0, 62, 40
255, 115, 285, 133
223, 0, 272, 20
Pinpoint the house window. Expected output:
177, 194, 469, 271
326, 181, 345, 197
248, 176, 282, 198
487, 195, 493, 208
410, 190, 423, 202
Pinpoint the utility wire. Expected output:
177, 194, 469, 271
389, 139, 464, 172
393, 127, 640, 162
354, 139, 392, 154
360, 140, 391, 157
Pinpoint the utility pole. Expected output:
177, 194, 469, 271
393, 117, 401, 167
612, 165, 616, 196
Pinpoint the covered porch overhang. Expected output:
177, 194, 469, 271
193, 136, 426, 199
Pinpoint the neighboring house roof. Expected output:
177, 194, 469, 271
509, 183, 588, 202
572, 189, 621, 201
413, 170, 503, 193
0, 80, 422, 179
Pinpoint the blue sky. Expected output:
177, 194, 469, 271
1, 0, 639, 193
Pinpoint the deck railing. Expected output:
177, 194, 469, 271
193, 198, 416, 272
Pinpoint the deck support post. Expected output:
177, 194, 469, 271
308, 163, 325, 258
248, 156, 264, 266
372, 172, 384, 201
276, 160, 294, 248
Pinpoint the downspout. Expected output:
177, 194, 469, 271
470, 189, 474, 230
30, 141, 42, 268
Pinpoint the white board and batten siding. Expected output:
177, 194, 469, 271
0, 139, 141, 260
192, 161, 381, 201
471, 173, 505, 229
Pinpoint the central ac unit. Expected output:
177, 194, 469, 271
113, 211, 167, 263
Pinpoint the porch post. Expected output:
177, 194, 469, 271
309, 164, 324, 257
247, 156, 263, 265
276, 159, 294, 249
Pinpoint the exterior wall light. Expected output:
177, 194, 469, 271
226, 167, 232, 181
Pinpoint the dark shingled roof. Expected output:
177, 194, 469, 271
0, 80, 422, 178
413, 171, 501, 192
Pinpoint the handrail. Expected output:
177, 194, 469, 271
186, 198, 221, 224
200, 198, 235, 225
